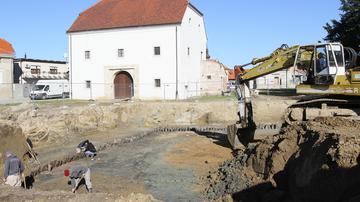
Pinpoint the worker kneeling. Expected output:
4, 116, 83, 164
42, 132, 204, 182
76, 140, 97, 158
64, 166, 92, 193
3, 151, 25, 187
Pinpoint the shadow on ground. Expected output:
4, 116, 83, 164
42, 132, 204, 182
232, 151, 360, 202
193, 131, 230, 149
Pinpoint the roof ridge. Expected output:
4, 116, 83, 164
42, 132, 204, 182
78, 0, 105, 16
68, 0, 191, 33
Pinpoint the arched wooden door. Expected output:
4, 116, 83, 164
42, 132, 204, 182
114, 72, 134, 99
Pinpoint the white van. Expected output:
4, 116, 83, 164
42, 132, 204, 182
30, 80, 70, 100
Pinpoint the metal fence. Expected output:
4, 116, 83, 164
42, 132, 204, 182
69, 80, 229, 100
0, 77, 303, 104
0, 80, 232, 103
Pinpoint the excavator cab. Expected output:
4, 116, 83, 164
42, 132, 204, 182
294, 43, 346, 86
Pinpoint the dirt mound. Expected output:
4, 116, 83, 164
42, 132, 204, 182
0, 121, 30, 175
205, 117, 360, 202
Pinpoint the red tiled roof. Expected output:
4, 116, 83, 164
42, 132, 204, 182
0, 38, 15, 55
227, 69, 236, 80
68, 0, 189, 33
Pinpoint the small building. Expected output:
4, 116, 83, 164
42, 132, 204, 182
68, 0, 207, 100
226, 68, 236, 91
200, 59, 228, 96
14, 58, 68, 84
250, 67, 296, 89
0, 38, 15, 98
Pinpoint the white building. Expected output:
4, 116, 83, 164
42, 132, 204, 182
14, 58, 68, 84
200, 59, 228, 96
68, 0, 207, 100
249, 67, 303, 90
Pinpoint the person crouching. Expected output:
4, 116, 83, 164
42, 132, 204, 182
76, 140, 97, 158
64, 166, 92, 193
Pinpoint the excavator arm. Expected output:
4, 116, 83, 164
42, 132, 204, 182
238, 45, 300, 81
234, 45, 300, 127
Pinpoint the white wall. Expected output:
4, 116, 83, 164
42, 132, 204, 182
200, 60, 227, 96
69, 25, 177, 100
177, 6, 207, 99
251, 68, 296, 89
0, 57, 13, 98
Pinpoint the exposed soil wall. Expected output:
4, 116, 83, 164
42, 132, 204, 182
205, 117, 360, 202
0, 121, 29, 175
0, 102, 238, 145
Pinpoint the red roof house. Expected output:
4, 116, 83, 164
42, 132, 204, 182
68, 0, 196, 33
0, 38, 15, 56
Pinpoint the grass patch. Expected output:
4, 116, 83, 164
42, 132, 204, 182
29, 99, 93, 107
187, 92, 236, 102
0, 103, 21, 110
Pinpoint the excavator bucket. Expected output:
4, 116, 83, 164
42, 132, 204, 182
227, 97, 296, 149
226, 124, 244, 150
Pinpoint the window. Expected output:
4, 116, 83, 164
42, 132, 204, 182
85, 51, 91, 59
207, 75, 211, 80
315, 46, 327, 74
154, 47, 161, 55
49, 67, 58, 74
31, 68, 40, 75
328, 45, 344, 67
118, 49, 124, 57
155, 79, 161, 87
86, 80, 91, 88
187, 47, 190, 56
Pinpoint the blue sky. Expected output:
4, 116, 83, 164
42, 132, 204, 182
0, 0, 341, 67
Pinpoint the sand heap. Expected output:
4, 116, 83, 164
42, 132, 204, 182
205, 117, 360, 202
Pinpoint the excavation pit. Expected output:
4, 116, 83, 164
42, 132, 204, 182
29, 128, 233, 201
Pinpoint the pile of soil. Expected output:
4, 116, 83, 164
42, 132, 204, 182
205, 117, 360, 202
0, 121, 30, 175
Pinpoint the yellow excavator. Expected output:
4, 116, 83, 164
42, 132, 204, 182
227, 42, 360, 149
